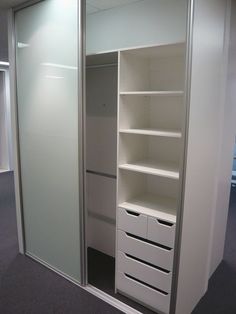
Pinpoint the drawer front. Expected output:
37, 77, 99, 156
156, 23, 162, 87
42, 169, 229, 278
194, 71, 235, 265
117, 251, 172, 292
116, 271, 170, 314
147, 217, 176, 248
117, 230, 174, 271
117, 207, 147, 238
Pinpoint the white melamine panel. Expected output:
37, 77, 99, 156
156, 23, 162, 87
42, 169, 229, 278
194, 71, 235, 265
120, 91, 184, 96
119, 128, 181, 138
88, 216, 115, 257
147, 217, 175, 248
86, 173, 116, 220
120, 195, 177, 224
119, 134, 181, 175
117, 251, 172, 293
86, 116, 117, 175
209, 0, 236, 276
116, 271, 170, 314
176, 1, 230, 313
86, 60, 117, 175
119, 161, 179, 180
86, 0, 187, 54
117, 230, 174, 271
117, 207, 147, 238
118, 171, 178, 222
119, 94, 183, 134
120, 43, 185, 92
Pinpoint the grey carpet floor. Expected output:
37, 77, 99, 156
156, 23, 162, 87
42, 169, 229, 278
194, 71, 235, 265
0, 172, 122, 314
1, 171, 236, 313
193, 185, 236, 314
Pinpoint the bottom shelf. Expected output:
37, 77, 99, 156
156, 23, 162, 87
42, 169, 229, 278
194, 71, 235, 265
119, 194, 177, 223
0, 168, 9, 173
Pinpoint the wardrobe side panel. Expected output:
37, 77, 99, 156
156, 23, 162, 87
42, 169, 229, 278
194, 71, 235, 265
176, 1, 228, 313
209, 0, 236, 277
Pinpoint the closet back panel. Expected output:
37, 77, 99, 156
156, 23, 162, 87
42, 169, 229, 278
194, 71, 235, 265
86, 55, 118, 257
86, 66, 117, 175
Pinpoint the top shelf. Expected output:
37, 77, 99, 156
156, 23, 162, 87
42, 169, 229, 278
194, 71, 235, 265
120, 91, 184, 96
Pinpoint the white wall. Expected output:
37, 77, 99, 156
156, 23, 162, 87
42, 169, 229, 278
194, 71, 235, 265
209, 0, 236, 276
86, 0, 187, 54
176, 1, 229, 313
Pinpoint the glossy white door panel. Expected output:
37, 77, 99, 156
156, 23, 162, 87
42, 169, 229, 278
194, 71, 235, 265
15, 0, 82, 282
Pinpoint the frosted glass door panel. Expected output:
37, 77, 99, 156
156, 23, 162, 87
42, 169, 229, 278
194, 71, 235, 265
15, 0, 81, 282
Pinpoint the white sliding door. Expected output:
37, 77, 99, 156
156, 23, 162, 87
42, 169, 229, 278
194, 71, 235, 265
15, 0, 83, 282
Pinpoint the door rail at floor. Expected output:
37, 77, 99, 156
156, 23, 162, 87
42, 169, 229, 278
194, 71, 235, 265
85, 284, 143, 314
25, 252, 143, 314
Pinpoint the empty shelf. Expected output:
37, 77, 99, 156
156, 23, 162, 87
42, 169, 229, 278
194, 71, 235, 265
119, 194, 177, 223
119, 128, 182, 138
120, 91, 184, 96
119, 160, 179, 180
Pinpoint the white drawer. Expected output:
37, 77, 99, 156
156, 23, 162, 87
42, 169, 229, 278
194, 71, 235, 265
117, 207, 147, 238
117, 251, 172, 292
147, 217, 176, 248
116, 271, 170, 314
117, 230, 174, 271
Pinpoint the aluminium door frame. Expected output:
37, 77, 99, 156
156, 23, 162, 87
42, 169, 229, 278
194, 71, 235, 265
8, 0, 195, 313
0, 66, 12, 172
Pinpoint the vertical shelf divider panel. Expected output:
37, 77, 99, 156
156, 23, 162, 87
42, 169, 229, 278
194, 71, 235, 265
115, 43, 186, 314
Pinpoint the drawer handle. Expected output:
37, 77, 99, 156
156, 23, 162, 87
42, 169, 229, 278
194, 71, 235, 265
125, 253, 170, 274
124, 273, 168, 296
126, 210, 140, 217
126, 232, 172, 251
157, 219, 174, 227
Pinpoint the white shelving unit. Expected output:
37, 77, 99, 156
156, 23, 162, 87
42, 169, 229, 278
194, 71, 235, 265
116, 42, 186, 314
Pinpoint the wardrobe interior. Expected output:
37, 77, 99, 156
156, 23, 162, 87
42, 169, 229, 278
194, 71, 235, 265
85, 1, 188, 313
86, 51, 119, 296
86, 47, 186, 313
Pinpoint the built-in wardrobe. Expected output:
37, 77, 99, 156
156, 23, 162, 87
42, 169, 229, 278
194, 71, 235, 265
86, 42, 185, 313
10, 0, 231, 314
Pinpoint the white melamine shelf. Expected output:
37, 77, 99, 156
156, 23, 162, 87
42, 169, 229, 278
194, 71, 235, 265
119, 128, 182, 138
0, 169, 9, 173
120, 91, 184, 96
119, 160, 179, 180
119, 194, 177, 223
